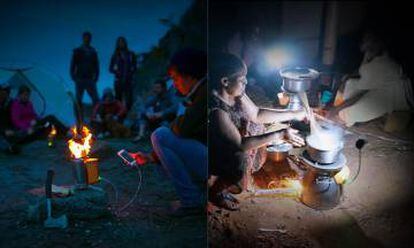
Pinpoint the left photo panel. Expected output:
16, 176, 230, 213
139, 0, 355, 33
0, 0, 207, 247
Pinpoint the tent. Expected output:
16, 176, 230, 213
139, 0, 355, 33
0, 65, 76, 126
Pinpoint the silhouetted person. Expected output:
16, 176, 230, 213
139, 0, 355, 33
0, 83, 19, 154
109, 36, 137, 111
133, 79, 178, 142
70, 31, 100, 121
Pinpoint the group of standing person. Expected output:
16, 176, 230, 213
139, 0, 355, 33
70, 32, 137, 126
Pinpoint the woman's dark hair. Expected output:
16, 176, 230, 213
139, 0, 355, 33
18, 85, 31, 95
169, 48, 207, 80
114, 36, 128, 55
209, 52, 247, 90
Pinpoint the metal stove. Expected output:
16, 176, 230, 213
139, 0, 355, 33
299, 150, 347, 210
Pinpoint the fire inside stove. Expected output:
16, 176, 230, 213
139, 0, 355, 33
67, 126, 99, 187
68, 126, 93, 159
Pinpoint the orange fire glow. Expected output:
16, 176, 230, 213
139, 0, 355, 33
67, 126, 93, 159
267, 178, 303, 196
334, 165, 350, 184
49, 125, 57, 137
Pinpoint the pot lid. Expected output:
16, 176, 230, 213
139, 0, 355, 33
279, 67, 319, 80
301, 152, 346, 171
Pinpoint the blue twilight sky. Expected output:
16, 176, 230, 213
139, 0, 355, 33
0, 0, 193, 101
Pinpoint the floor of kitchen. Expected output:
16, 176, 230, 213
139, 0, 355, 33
209, 117, 414, 248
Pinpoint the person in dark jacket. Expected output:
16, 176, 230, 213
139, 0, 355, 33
70, 31, 100, 119
129, 48, 207, 216
0, 84, 19, 153
109, 36, 137, 111
133, 79, 178, 142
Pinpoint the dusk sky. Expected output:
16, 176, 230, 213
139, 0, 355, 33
0, 0, 192, 101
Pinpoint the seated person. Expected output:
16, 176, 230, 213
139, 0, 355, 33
91, 88, 130, 138
0, 83, 19, 154
10, 85, 68, 143
328, 33, 412, 127
208, 53, 305, 210
130, 48, 207, 216
133, 79, 178, 142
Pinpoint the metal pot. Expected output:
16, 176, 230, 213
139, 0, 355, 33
267, 142, 293, 162
279, 67, 319, 93
305, 138, 343, 164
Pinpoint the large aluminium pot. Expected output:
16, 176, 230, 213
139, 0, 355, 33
305, 136, 344, 164
279, 67, 319, 93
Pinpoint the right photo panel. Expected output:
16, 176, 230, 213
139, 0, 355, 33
208, 1, 414, 247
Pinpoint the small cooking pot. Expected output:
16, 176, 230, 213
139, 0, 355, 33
306, 137, 343, 164
267, 142, 293, 162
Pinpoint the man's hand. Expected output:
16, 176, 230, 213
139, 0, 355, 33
129, 151, 154, 166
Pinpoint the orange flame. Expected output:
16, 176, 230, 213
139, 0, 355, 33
49, 125, 57, 137
67, 126, 93, 159
267, 178, 303, 196
334, 165, 350, 184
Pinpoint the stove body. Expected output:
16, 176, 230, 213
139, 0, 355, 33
300, 152, 346, 210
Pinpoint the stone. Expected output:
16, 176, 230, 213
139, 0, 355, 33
27, 186, 111, 223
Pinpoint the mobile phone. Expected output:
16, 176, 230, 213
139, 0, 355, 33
117, 149, 137, 167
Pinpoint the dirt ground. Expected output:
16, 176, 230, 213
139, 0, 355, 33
0, 138, 206, 247
209, 119, 414, 248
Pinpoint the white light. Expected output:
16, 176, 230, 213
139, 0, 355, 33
265, 47, 292, 69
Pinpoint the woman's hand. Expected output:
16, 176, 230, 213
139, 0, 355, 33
284, 128, 305, 147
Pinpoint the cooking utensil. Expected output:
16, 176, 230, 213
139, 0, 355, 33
305, 141, 343, 164
267, 142, 293, 162
279, 67, 319, 93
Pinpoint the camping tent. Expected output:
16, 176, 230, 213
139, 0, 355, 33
0, 65, 76, 126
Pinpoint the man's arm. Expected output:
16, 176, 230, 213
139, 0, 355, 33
170, 92, 206, 138
93, 51, 99, 83
70, 50, 77, 82
109, 54, 116, 74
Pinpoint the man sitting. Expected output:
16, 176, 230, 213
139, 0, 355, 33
133, 79, 178, 142
129, 48, 207, 216
91, 88, 130, 138
0, 83, 19, 154
328, 33, 412, 127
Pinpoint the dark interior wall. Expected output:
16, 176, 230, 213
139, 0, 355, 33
363, 1, 413, 79
209, 0, 282, 53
